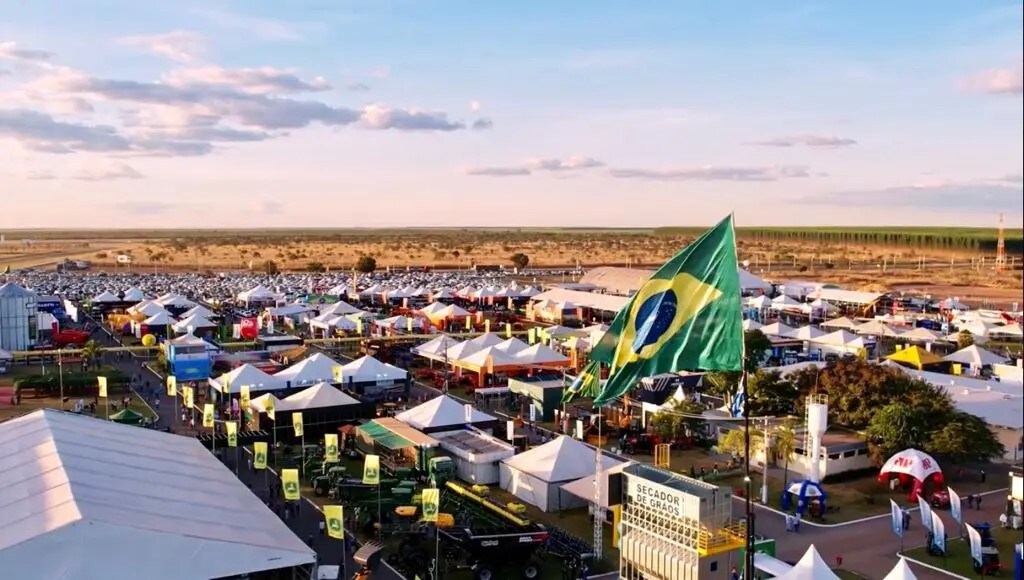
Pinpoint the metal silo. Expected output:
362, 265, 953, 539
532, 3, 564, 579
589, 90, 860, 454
0, 282, 37, 351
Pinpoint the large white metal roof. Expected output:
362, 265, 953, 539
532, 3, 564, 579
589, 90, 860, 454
0, 410, 315, 580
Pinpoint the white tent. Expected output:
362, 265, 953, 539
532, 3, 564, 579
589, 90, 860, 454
444, 333, 503, 361
238, 285, 279, 303
319, 301, 362, 316
418, 302, 449, 317
739, 269, 773, 293
898, 327, 943, 343
854, 320, 902, 338
181, 304, 216, 319
122, 287, 147, 302
142, 311, 177, 326
811, 330, 865, 349
0, 410, 315, 580
773, 545, 840, 580
493, 337, 530, 356
249, 393, 282, 414
747, 295, 772, 310
310, 313, 357, 332
274, 352, 343, 387
439, 304, 471, 319
820, 316, 858, 330
457, 346, 520, 369
515, 344, 570, 365
761, 322, 796, 337
500, 436, 623, 512
210, 364, 284, 394
560, 461, 635, 509
172, 314, 216, 333
155, 293, 195, 309
168, 333, 209, 349
395, 395, 495, 431
770, 295, 800, 309
785, 325, 825, 340
337, 355, 407, 384
91, 290, 120, 303
412, 335, 461, 362
742, 319, 763, 331
278, 382, 360, 411
883, 558, 918, 580
130, 300, 169, 318
943, 344, 1008, 367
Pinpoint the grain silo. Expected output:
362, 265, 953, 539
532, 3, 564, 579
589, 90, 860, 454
0, 282, 37, 351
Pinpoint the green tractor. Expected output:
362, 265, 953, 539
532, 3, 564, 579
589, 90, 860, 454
427, 457, 456, 487
312, 466, 348, 496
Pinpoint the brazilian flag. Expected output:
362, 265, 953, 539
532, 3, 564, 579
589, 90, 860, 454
591, 215, 743, 406
562, 360, 603, 404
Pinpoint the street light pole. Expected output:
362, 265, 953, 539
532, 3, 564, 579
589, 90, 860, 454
58, 348, 64, 411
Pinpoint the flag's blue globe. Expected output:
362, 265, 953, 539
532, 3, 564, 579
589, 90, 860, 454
631, 290, 678, 352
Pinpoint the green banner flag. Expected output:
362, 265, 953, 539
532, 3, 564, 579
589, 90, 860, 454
591, 214, 743, 406
562, 359, 603, 404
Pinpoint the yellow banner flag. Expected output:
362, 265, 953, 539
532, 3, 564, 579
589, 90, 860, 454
226, 421, 238, 447
952, 363, 962, 376
465, 316, 472, 331
422, 488, 440, 522
324, 433, 339, 463
406, 317, 414, 332
505, 323, 512, 339
332, 365, 343, 382
166, 375, 177, 397
97, 376, 108, 398
363, 454, 380, 485
253, 441, 268, 469
202, 403, 215, 428
356, 319, 363, 335
292, 412, 304, 437
528, 327, 537, 344
183, 385, 194, 408
281, 469, 300, 500
240, 385, 250, 410
265, 396, 276, 422
484, 319, 491, 333
324, 505, 344, 540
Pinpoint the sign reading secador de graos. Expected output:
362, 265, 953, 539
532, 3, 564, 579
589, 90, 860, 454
627, 477, 688, 519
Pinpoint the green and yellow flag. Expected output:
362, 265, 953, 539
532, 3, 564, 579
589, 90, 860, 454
265, 396, 276, 422
562, 359, 603, 404
183, 385, 194, 409
97, 376, 108, 398
281, 469, 300, 500
253, 441, 268, 469
324, 505, 345, 539
292, 412, 304, 437
591, 215, 743, 406
226, 421, 238, 447
505, 323, 512, 339
202, 403, 215, 428
332, 365, 343, 382
324, 433, 340, 463
240, 385, 250, 410
528, 327, 537, 344
422, 488, 440, 522
166, 375, 177, 397
362, 454, 380, 485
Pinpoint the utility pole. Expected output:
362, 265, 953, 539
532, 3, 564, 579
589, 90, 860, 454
996, 212, 1007, 271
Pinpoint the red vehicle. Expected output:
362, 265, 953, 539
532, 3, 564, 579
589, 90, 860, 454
927, 489, 950, 509
51, 329, 92, 347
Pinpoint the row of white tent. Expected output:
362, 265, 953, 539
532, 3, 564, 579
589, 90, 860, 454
412, 333, 570, 368
123, 300, 218, 332
749, 316, 1023, 346
355, 283, 542, 301
209, 352, 408, 394
755, 545, 918, 579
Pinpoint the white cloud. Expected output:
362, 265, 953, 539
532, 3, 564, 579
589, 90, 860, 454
163, 66, 331, 94
806, 174, 1023, 210
360, 105, 464, 131
0, 41, 53, 62
117, 31, 206, 63
961, 61, 1024, 96
747, 134, 858, 148
463, 166, 531, 176
464, 156, 605, 177
72, 162, 144, 181
609, 165, 812, 182
471, 118, 493, 130
191, 8, 305, 42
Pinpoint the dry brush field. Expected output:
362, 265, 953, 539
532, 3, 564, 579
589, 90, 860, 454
2, 228, 1021, 300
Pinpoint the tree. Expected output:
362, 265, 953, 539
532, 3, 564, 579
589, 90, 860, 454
772, 422, 799, 485
746, 370, 799, 416
718, 427, 763, 462
956, 329, 974, 350
865, 402, 933, 464
355, 255, 377, 273
510, 253, 530, 270
80, 340, 102, 370
926, 411, 1005, 463
263, 260, 279, 275
743, 329, 772, 374
702, 330, 773, 403
648, 399, 706, 442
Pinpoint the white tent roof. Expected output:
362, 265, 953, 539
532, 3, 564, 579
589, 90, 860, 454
130, 300, 168, 317
274, 352, 343, 386
181, 304, 215, 319
338, 355, 407, 383
493, 337, 530, 356
811, 329, 864, 347
439, 304, 471, 318
515, 343, 570, 365
238, 285, 278, 302
0, 410, 314, 579
142, 311, 177, 326
761, 322, 796, 337
943, 344, 1008, 367
418, 302, 449, 316
883, 558, 918, 580
785, 325, 825, 340
91, 290, 120, 303
168, 333, 209, 348
395, 395, 495, 430
774, 544, 840, 580
155, 293, 195, 308
560, 461, 635, 508
122, 287, 147, 302
413, 335, 461, 357
445, 333, 503, 360
739, 269, 772, 292
854, 319, 902, 338
278, 382, 360, 411
458, 346, 521, 368
879, 448, 942, 482
742, 319, 763, 331
502, 436, 623, 483
249, 393, 282, 413
898, 327, 943, 342
211, 364, 285, 394
747, 295, 772, 309
173, 314, 216, 332
320, 301, 362, 316
820, 316, 858, 330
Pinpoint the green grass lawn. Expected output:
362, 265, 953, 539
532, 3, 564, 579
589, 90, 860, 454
0, 388, 156, 423
903, 526, 1024, 577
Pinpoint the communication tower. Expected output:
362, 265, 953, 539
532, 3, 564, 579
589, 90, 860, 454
996, 212, 1007, 271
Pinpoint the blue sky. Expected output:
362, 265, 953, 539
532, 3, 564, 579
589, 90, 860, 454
1, 1, 1021, 228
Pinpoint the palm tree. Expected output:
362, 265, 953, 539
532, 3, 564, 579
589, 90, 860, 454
773, 422, 799, 486
80, 340, 102, 370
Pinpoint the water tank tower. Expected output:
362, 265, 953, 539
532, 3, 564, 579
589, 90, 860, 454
0, 282, 38, 351
806, 394, 828, 483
